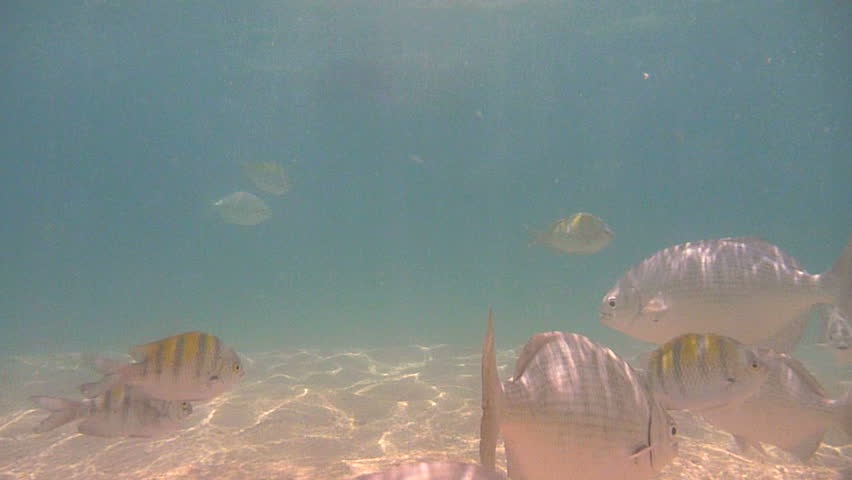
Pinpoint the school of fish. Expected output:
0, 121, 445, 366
27, 228, 851, 479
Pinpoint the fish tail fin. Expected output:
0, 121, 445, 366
29, 396, 83, 433
526, 229, 546, 248
828, 235, 852, 321
480, 309, 502, 471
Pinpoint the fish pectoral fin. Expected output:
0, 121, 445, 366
628, 444, 652, 459
733, 435, 766, 456
642, 295, 669, 314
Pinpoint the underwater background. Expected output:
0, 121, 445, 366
2, 0, 848, 356
1, 1, 851, 479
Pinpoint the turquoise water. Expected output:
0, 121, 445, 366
0, 2, 850, 477
2, 1, 847, 356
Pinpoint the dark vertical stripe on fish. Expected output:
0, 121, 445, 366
121, 387, 131, 426
173, 334, 185, 383
103, 387, 113, 412
673, 340, 687, 398
154, 340, 165, 378
196, 333, 208, 380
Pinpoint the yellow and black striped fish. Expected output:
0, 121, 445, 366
31, 384, 192, 437
644, 333, 769, 411
81, 331, 244, 402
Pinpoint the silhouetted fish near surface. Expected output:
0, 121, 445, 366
213, 191, 271, 226
480, 311, 678, 480
701, 350, 852, 461
529, 212, 613, 254
31, 384, 192, 438
81, 331, 245, 402
643, 333, 770, 411
600, 236, 852, 352
352, 462, 506, 480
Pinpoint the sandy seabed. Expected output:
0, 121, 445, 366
0, 344, 849, 480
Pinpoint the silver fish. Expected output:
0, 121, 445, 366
242, 161, 291, 196
599, 236, 852, 352
352, 462, 506, 480
530, 212, 614, 254
81, 331, 245, 402
213, 191, 271, 226
643, 333, 770, 411
31, 384, 191, 437
700, 350, 852, 461
818, 304, 852, 364
481, 311, 678, 480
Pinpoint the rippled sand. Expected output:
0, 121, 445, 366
0, 344, 849, 480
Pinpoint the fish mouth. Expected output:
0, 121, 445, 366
599, 311, 613, 324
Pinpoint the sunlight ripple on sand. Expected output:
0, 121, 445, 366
0, 346, 848, 479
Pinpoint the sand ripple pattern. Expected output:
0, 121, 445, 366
0, 346, 848, 479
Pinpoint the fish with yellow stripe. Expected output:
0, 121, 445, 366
81, 331, 245, 402
30, 384, 192, 437
529, 212, 614, 254
643, 333, 770, 411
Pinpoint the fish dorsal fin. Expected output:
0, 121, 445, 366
129, 331, 203, 362
569, 212, 595, 231
480, 309, 503, 472
512, 332, 565, 380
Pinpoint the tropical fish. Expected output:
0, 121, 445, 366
480, 311, 678, 480
599, 236, 852, 352
31, 384, 191, 438
242, 161, 291, 196
352, 462, 506, 480
643, 333, 770, 411
817, 304, 852, 364
530, 212, 614, 254
213, 191, 271, 226
81, 331, 245, 402
700, 349, 852, 461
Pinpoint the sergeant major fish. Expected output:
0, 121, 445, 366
31, 384, 191, 438
81, 331, 245, 402
530, 212, 614, 254
700, 349, 852, 461
242, 161, 291, 196
600, 236, 852, 352
213, 191, 271, 226
480, 311, 678, 480
643, 333, 769, 411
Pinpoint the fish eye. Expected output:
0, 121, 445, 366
607, 297, 616, 308
670, 425, 677, 436
751, 360, 759, 369
233, 362, 241, 372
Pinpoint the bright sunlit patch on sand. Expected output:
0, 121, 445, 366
0, 345, 848, 479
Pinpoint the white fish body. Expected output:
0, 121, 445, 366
532, 212, 613, 254
700, 350, 852, 461
242, 161, 290, 196
213, 191, 271, 226
31, 384, 191, 438
351, 462, 505, 480
818, 304, 852, 364
81, 331, 245, 402
600, 236, 852, 351
644, 333, 770, 411
480, 311, 678, 480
